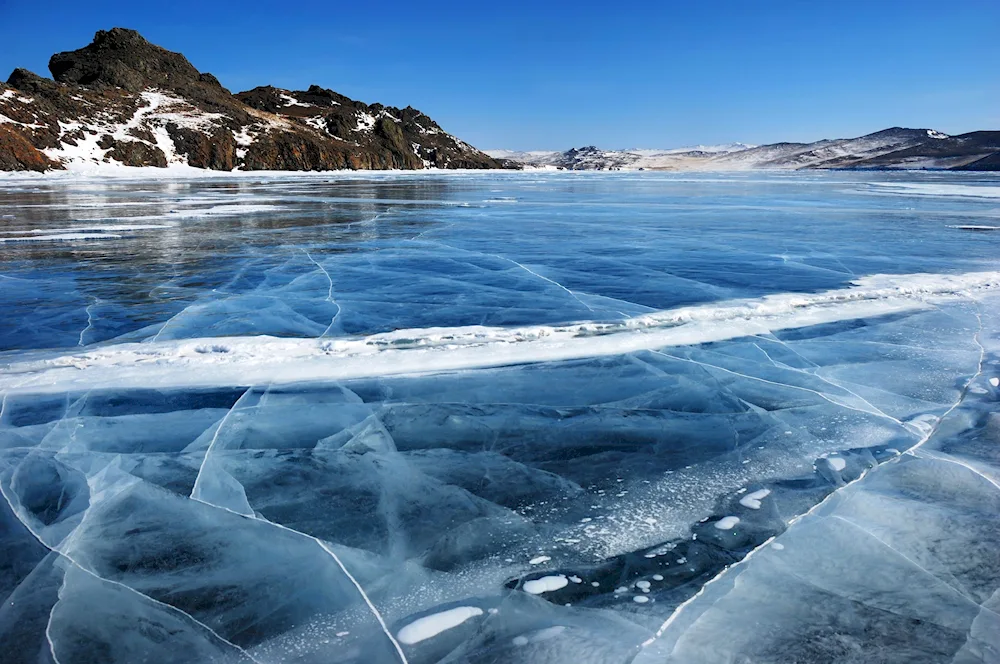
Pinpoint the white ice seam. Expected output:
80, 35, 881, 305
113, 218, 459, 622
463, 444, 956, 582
4, 271, 999, 395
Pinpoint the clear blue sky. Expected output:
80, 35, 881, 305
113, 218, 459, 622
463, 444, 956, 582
1, 0, 997, 150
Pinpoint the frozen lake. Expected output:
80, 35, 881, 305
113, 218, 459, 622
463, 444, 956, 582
1, 170, 999, 663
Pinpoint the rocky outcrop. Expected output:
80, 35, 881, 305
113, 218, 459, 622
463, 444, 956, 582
0, 28, 512, 172
0, 125, 56, 171
167, 125, 237, 170
51, 28, 208, 92
234, 85, 500, 170
846, 130, 1000, 170
97, 134, 168, 167
963, 151, 1000, 171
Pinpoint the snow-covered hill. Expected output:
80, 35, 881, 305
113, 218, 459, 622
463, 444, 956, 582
0, 29, 510, 173
486, 144, 755, 170
492, 129, 1000, 171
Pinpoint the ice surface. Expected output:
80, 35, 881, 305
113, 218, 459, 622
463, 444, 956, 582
2, 171, 999, 663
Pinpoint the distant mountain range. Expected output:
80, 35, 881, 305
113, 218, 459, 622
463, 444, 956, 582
487, 128, 1000, 171
0, 28, 509, 172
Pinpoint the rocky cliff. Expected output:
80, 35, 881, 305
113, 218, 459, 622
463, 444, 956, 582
0, 28, 510, 172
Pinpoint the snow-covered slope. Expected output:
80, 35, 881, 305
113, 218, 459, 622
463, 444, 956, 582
705, 128, 949, 170
486, 144, 755, 171
494, 129, 1000, 172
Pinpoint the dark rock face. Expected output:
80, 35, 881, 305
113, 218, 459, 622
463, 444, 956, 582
167, 125, 237, 170
963, 151, 1000, 171
243, 134, 349, 171
50, 28, 207, 93
0, 126, 56, 171
103, 138, 168, 168
855, 131, 1000, 170
233, 85, 504, 171
7, 68, 60, 96
0, 28, 511, 172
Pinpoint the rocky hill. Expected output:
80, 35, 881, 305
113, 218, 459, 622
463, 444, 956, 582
494, 128, 1000, 171
0, 28, 509, 172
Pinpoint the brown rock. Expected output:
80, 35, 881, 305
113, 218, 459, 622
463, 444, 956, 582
167, 125, 237, 171
242, 132, 351, 171
0, 29, 512, 172
104, 139, 168, 167
0, 126, 60, 171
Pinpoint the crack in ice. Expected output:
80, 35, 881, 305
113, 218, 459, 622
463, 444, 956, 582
190, 497, 410, 664
830, 514, 986, 608
190, 386, 254, 500
750, 339, 911, 431
78, 297, 100, 347
490, 254, 597, 313
302, 249, 342, 337
183, 384, 408, 661
639, 298, 990, 657
0, 477, 262, 663
44, 584, 64, 664
648, 349, 914, 431
912, 450, 1000, 492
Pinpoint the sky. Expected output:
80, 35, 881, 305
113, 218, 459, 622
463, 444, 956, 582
0, 0, 997, 151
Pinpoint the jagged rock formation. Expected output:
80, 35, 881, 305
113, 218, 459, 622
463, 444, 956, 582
492, 128, 1000, 171
0, 28, 510, 172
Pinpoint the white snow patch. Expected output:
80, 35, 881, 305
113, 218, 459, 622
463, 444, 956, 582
355, 111, 376, 132
278, 92, 312, 108
42, 89, 225, 169
827, 457, 847, 472
166, 204, 281, 218
0, 224, 167, 234
0, 89, 33, 104
0, 232, 123, 243
523, 575, 569, 595
738, 489, 771, 510
412, 142, 433, 168
715, 516, 740, 530
396, 606, 483, 645
529, 555, 550, 565
633, 595, 650, 604
990, 377, 999, 387
868, 183, 1000, 199
0, 113, 44, 129
303, 117, 328, 134
233, 127, 255, 147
